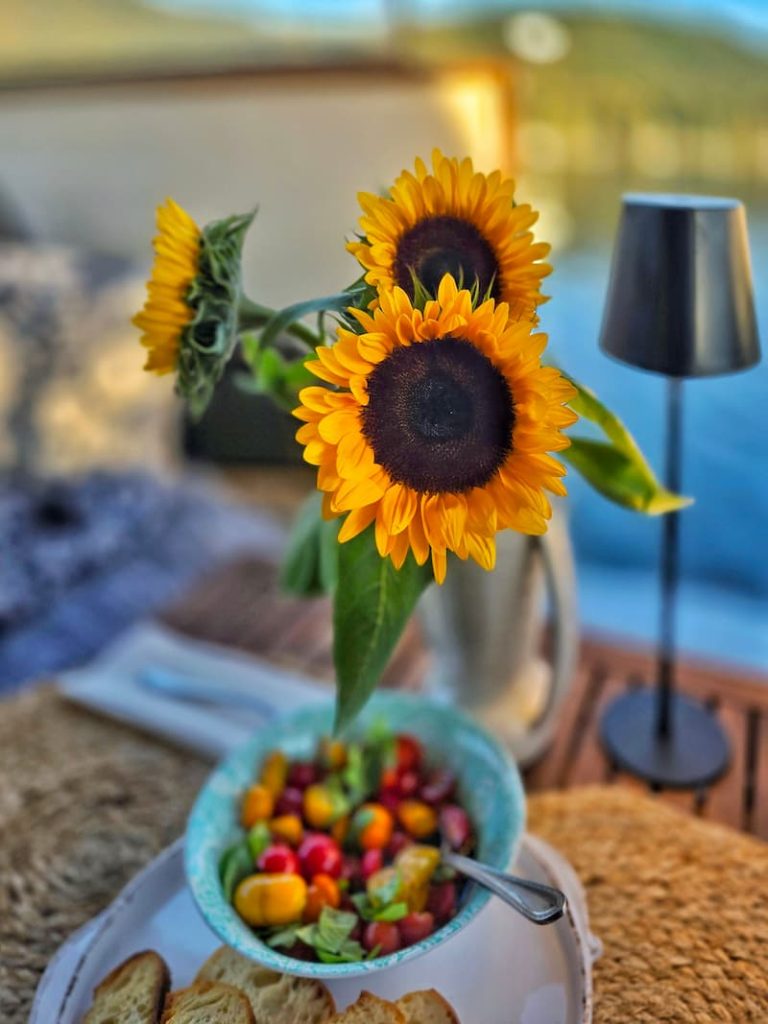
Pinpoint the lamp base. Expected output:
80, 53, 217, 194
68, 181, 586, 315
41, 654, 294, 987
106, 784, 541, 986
599, 689, 730, 789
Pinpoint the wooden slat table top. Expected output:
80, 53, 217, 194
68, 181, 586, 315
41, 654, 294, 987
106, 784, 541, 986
161, 556, 768, 841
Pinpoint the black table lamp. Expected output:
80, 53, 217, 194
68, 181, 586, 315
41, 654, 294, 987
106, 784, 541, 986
598, 194, 761, 788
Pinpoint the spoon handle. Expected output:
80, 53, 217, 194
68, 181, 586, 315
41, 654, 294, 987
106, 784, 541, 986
442, 849, 567, 925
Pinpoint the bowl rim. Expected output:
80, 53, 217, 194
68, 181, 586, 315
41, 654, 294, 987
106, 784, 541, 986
184, 690, 526, 978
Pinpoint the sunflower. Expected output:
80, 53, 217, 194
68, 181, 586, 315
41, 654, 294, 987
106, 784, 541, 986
134, 199, 254, 416
134, 198, 201, 376
347, 150, 551, 321
294, 276, 577, 584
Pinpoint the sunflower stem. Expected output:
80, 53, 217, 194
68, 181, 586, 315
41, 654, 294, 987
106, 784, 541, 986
237, 296, 319, 351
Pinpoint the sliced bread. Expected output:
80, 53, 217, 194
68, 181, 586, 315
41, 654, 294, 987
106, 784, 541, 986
396, 989, 462, 1024
161, 981, 255, 1024
83, 950, 170, 1024
195, 946, 335, 1024
329, 991, 405, 1024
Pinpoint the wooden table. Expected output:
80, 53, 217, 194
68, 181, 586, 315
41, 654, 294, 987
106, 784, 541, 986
161, 555, 768, 841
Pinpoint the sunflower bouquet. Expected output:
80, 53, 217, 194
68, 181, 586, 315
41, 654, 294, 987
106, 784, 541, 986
135, 151, 688, 730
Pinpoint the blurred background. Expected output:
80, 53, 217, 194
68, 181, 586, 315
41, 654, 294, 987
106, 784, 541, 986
0, 0, 765, 688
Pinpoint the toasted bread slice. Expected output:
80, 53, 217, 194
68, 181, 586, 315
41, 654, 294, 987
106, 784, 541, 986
329, 991, 405, 1024
161, 981, 255, 1024
83, 950, 170, 1024
396, 989, 461, 1024
195, 947, 335, 1024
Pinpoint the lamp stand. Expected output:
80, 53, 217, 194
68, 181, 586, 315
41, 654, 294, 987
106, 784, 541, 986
599, 378, 731, 788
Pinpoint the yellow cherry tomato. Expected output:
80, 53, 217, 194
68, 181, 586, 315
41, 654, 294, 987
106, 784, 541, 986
395, 844, 440, 911
397, 800, 438, 839
241, 783, 275, 828
270, 814, 304, 847
354, 803, 394, 851
319, 737, 347, 771
303, 784, 337, 829
260, 750, 288, 798
233, 872, 307, 927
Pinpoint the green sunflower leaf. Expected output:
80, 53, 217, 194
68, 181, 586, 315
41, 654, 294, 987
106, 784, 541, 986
563, 375, 692, 515
333, 526, 433, 733
280, 492, 340, 597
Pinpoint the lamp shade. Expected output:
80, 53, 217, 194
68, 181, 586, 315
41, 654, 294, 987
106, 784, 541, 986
599, 194, 760, 377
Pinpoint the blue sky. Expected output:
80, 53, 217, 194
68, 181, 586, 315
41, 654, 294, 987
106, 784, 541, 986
149, 0, 768, 44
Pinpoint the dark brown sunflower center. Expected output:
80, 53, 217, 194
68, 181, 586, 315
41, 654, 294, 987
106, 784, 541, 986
394, 215, 501, 300
362, 336, 514, 494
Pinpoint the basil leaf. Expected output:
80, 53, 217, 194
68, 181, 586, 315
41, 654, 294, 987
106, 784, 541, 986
315, 906, 358, 953
368, 870, 402, 908
219, 841, 252, 902
247, 822, 271, 861
333, 525, 433, 732
265, 924, 301, 948
373, 901, 409, 922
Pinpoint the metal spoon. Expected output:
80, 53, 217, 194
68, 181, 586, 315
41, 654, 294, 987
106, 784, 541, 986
442, 847, 566, 925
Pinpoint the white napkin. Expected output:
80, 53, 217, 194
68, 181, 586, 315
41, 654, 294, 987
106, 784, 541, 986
58, 621, 328, 759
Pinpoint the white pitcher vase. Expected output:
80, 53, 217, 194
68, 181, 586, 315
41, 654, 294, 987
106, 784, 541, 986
419, 510, 579, 766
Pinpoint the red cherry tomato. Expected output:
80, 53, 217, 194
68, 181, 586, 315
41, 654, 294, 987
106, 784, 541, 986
398, 911, 435, 946
257, 843, 301, 875
298, 833, 342, 879
396, 770, 420, 798
420, 769, 457, 805
361, 848, 383, 881
439, 805, 471, 851
427, 881, 457, 924
274, 786, 304, 817
386, 831, 412, 860
287, 761, 320, 789
363, 921, 401, 956
396, 734, 423, 773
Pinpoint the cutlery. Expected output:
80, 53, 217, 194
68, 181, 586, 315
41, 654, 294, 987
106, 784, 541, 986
442, 846, 566, 925
138, 666, 276, 720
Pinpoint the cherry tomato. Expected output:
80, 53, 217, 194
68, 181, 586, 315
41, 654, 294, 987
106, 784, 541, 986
269, 814, 303, 847
397, 800, 438, 839
397, 770, 421, 798
257, 843, 301, 875
274, 786, 304, 818
439, 805, 471, 851
287, 761, 319, 789
353, 803, 394, 851
260, 750, 288, 798
303, 873, 341, 922
303, 784, 338, 829
361, 848, 383, 881
234, 873, 307, 927
396, 734, 423, 773
377, 787, 400, 814
395, 844, 440, 911
420, 769, 457, 805
386, 831, 412, 860
363, 921, 401, 955
427, 880, 457, 924
331, 815, 349, 845
298, 833, 342, 879
240, 784, 274, 828
319, 737, 347, 771
398, 911, 435, 946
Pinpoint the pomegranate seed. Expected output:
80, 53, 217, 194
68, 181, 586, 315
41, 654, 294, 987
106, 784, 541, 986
439, 805, 470, 851
420, 769, 457, 805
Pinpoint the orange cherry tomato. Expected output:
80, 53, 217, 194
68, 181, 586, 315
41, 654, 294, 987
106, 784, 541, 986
260, 750, 288, 798
241, 783, 275, 828
354, 803, 394, 851
270, 814, 304, 847
331, 814, 350, 845
303, 872, 341, 922
397, 800, 438, 839
233, 872, 307, 927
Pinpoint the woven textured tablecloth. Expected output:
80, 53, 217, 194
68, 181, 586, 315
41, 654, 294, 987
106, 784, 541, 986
1, 686, 767, 1023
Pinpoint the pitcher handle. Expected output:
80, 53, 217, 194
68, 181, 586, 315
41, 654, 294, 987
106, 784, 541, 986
533, 515, 580, 730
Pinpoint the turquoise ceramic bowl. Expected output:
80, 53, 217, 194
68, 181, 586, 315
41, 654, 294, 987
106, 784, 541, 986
185, 690, 525, 978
